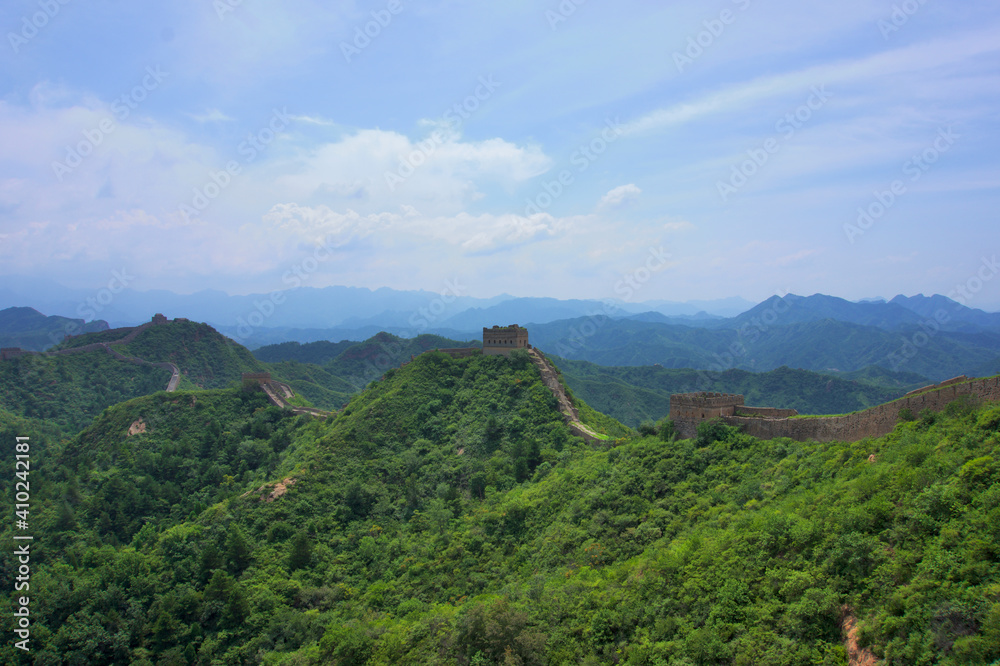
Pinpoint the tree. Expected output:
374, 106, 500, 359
289, 530, 312, 571
226, 525, 252, 575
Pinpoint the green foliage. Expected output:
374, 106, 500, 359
5, 347, 1000, 665
111, 319, 266, 389
0, 350, 173, 434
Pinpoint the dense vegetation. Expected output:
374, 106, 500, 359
0, 351, 173, 434
555, 361, 920, 427
252, 340, 359, 366
2, 345, 998, 664
111, 320, 266, 389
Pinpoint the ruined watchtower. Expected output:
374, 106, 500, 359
483, 324, 529, 357
669, 392, 744, 438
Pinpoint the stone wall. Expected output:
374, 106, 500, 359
723, 375, 1000, 442
735, 406, 799, 418
671, 392, 745, 437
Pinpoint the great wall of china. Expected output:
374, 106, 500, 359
1, 314, 182, 391
7, 317, 998, 442
671, 375, 1000, 442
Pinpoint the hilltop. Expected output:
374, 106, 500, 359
3, 345, 998, 664
55, 317, 267, 390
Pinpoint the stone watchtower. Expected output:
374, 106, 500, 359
483, 324, 530, 357
669, 392, 744, 438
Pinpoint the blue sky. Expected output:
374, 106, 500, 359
1, 0, 998, 310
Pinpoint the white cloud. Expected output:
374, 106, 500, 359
599, 184, 641, 208
623, 26, 1000, 135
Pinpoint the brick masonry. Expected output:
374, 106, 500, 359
670, 375, 1000, 442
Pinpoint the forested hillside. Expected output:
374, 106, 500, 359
1, 350, 997, 664
110, 320, 266, 389
0, 351, 173, 434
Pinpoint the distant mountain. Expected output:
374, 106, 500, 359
0, 281, 513, 330
889, 293, 1000, 330
527, 314, 1000, 381
726, 293, 926, 331
0, 306, 109, 351
624, 311, 723, 325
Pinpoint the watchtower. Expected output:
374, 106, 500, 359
483, 324, 530, 357
669, 392, 744, 438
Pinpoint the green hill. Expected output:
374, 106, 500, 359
0, 306, 109, 351
252, 339, 358, 365
325, 332, 481, 389
2, 350, 998, 665
109, 319, 266, 389
0, 350, 173, 434
55, 388, 302, 544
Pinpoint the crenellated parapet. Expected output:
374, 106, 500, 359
483, 324, 530, 356
669, 375, 1000, 442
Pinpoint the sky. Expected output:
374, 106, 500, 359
1, 0, 999, 310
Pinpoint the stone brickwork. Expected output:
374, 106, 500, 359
720, 375, 1000, 442
483, 324, 529, 356
242, 372, 272, 387
735, 406, 799, 418
670, 392, 745, 438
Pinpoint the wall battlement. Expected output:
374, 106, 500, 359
669, 375, 1000, 442
483, 324, 530, 356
